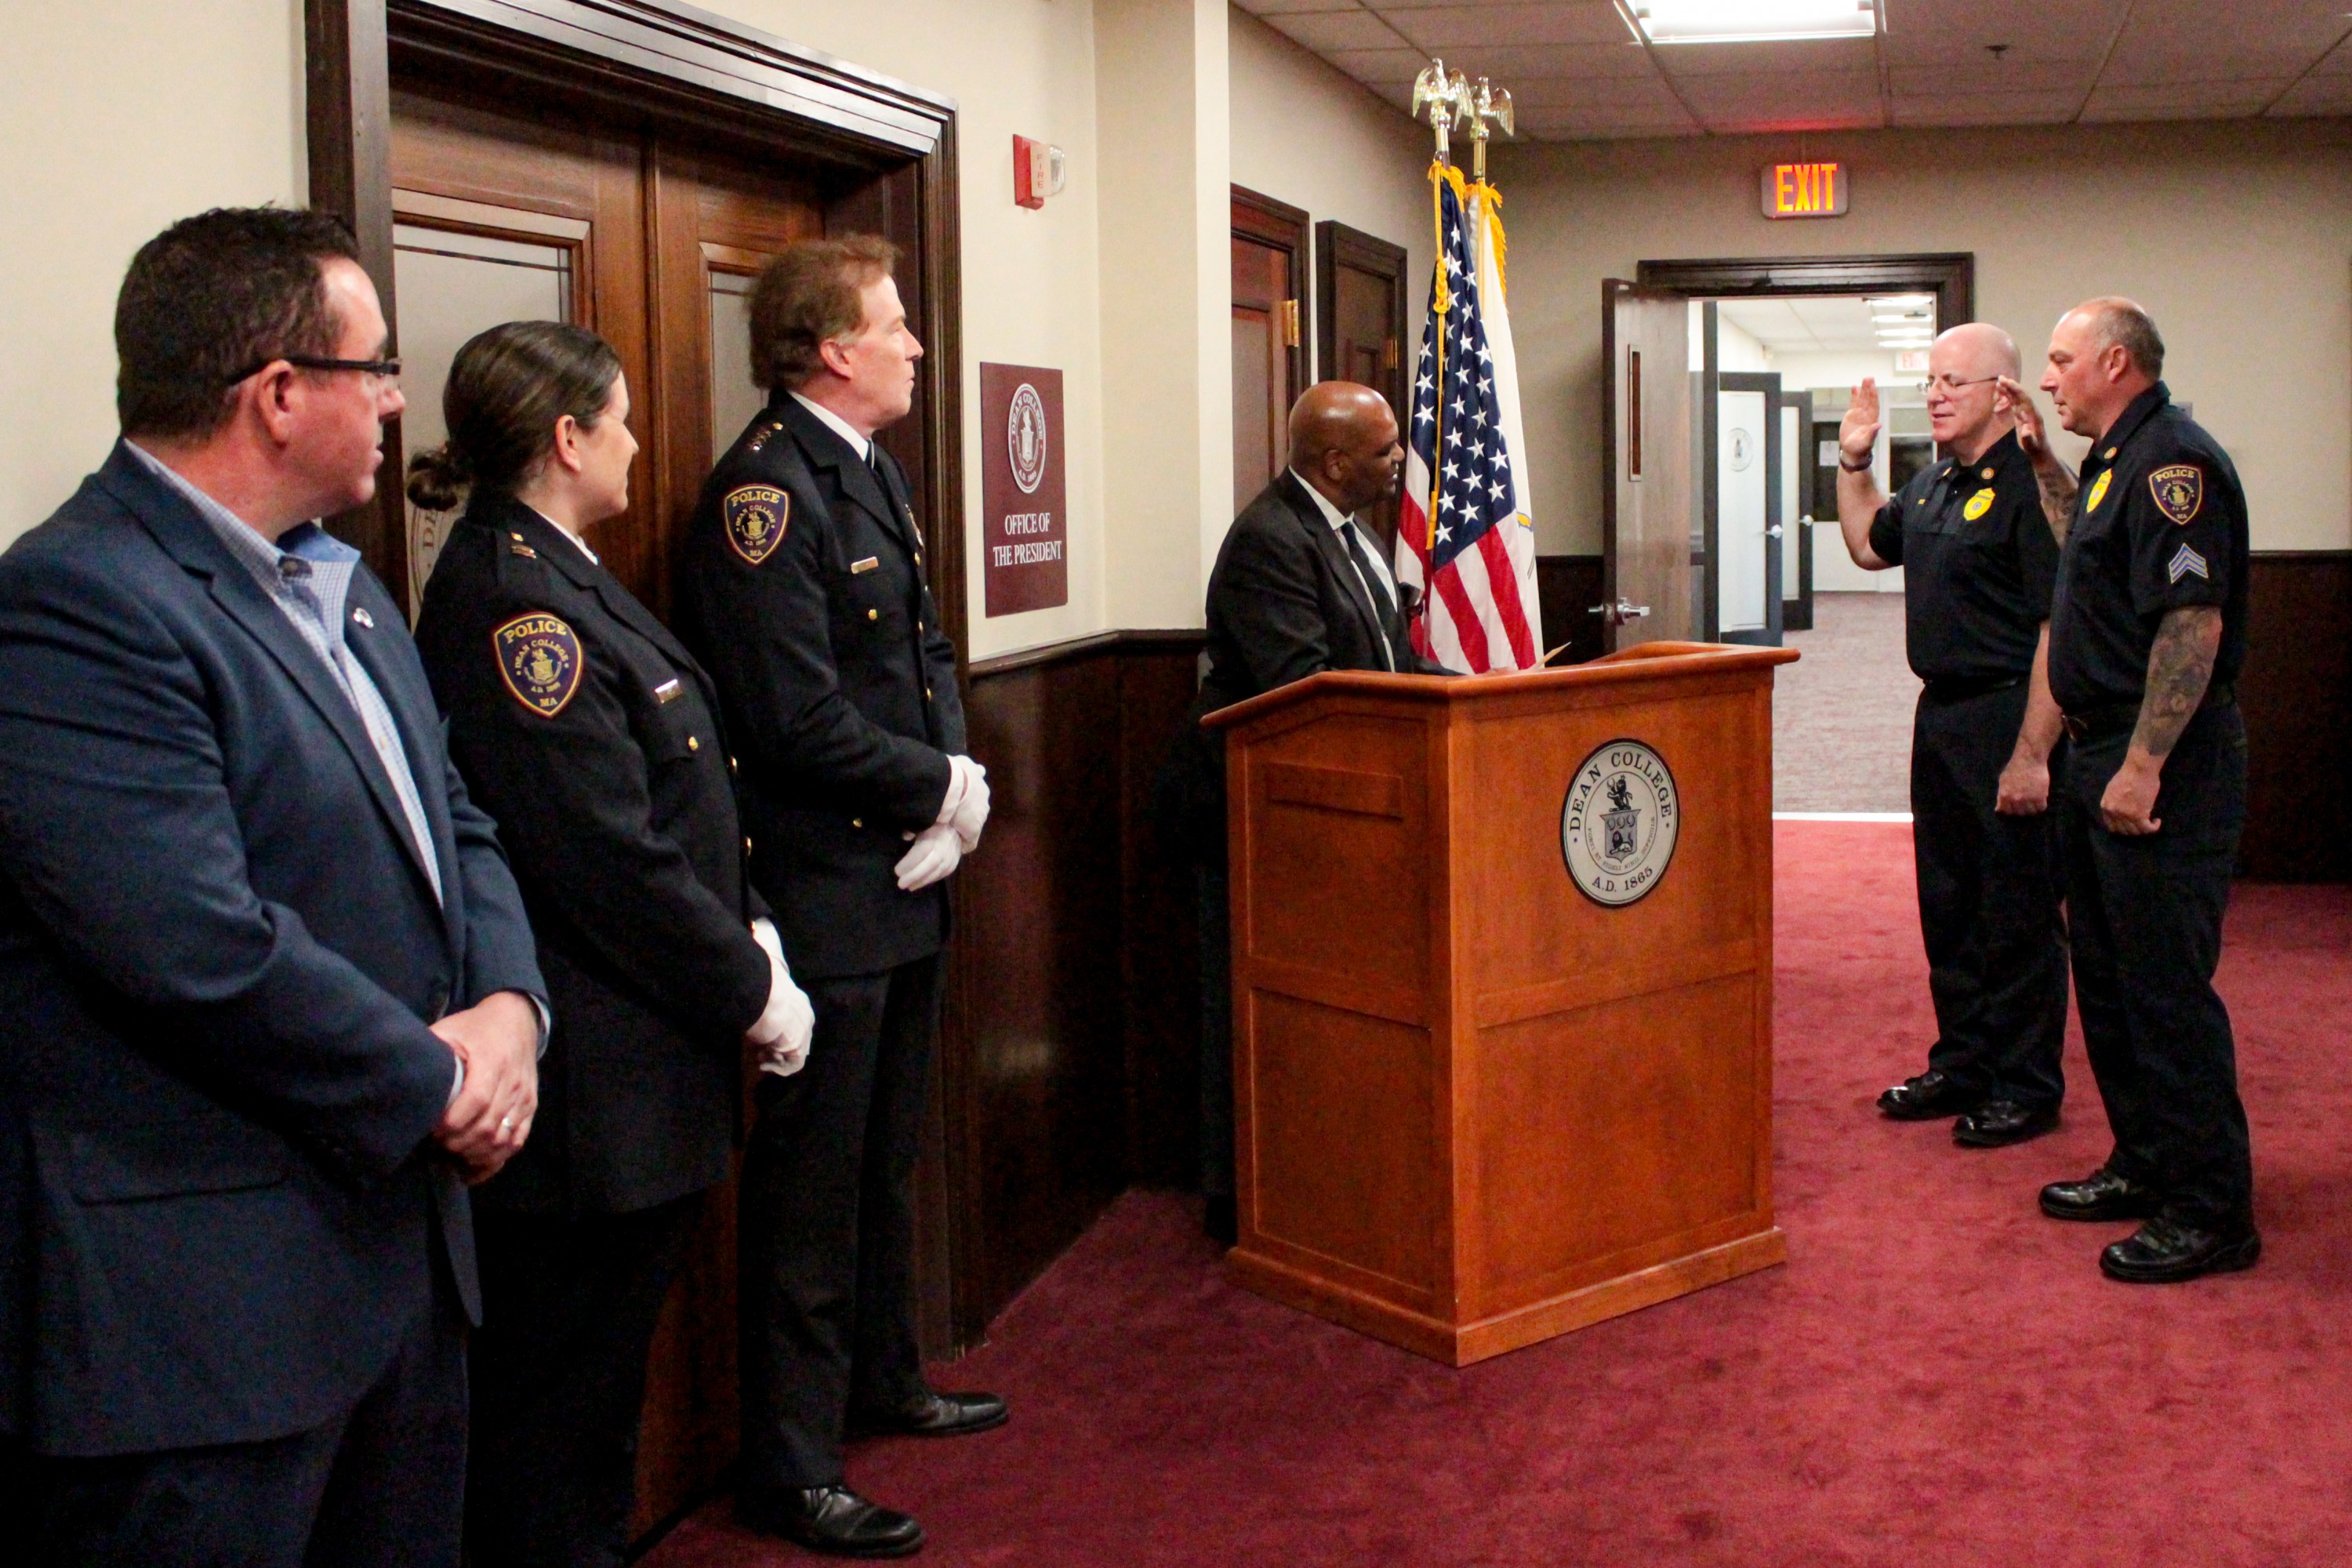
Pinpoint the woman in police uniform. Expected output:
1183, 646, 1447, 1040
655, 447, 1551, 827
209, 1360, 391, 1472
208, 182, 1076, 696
409, 322, 812, 1568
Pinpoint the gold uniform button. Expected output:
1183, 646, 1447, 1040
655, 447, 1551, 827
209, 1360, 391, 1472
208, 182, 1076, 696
924, 686, 932, 700
851, 817, 864, 829
687, 735, 699, 752
743, 837, 753, 853
868, 608, 879, 621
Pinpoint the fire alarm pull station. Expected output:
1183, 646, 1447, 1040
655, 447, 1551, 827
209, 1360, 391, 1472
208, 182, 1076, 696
1014, 135, 1066, 210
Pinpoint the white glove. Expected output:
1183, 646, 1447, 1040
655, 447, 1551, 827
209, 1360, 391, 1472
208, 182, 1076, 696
745, 917, 815, 1076
938, 753, 990, 852
893, 821, 962, 891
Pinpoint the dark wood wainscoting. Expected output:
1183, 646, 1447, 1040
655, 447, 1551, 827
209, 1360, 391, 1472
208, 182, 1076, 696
934, 630, 1207, 1345
1536, 555, 1606, 666
2241, 551, 2351, 881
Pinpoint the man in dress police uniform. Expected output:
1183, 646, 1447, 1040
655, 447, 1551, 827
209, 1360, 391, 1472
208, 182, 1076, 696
1832, 324, 2069, 1148
2002, 299, 2256, 1283
678, 236, 1000, 1558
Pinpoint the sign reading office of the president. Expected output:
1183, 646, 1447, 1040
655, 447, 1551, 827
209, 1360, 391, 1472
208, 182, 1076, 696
980, 363, 1068, 616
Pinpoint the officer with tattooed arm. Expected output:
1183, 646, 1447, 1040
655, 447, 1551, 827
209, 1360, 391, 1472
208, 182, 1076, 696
1998, 298, 2256, 1283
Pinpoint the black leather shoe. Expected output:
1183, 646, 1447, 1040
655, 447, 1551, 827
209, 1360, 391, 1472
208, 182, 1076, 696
1953, 1100, 2060, 1148
741, 1485, 924, 1558
1877, 1070, 1980, 1121
2100, 1215, 2261, 1283
2039, 1167, 2161, 1222
848, 1388, 1008, 1440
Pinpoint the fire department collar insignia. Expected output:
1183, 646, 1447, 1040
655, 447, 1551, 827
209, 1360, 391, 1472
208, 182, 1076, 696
723, 485, 789, 565
1962, 488, 1994, 521
1561, 740, 1680, 907
2149, 464, 2203, 525
2085, 470, 2112, 514
494, 612, 583, 719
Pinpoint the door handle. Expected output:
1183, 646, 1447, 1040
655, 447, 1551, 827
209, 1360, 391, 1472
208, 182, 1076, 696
1588, 599, 1652, 626
1765, 524, 1784, 539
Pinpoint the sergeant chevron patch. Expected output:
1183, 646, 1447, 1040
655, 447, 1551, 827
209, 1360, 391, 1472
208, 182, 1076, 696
2168, 543, 2209, 583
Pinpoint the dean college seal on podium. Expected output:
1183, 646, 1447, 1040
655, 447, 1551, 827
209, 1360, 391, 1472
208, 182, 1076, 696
1561, 739, 1680, 906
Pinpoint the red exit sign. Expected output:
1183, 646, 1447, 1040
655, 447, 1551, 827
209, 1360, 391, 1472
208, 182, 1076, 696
1762, 162, 1848, 219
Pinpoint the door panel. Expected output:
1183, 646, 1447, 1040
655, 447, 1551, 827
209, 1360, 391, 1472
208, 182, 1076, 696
1715, 372, 1782, 646
390, 89, 648, 615
1316, 221, 1409, 551
1231, 188, 1308, 516
1777, 393, 1814, 631
1600, 279, 1693, 650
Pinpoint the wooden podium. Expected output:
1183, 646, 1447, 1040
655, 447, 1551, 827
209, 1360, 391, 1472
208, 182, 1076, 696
1202, 642, 1795, 1366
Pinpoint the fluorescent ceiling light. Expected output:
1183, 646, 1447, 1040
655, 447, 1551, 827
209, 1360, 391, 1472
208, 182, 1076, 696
1632, 0, 1876, 45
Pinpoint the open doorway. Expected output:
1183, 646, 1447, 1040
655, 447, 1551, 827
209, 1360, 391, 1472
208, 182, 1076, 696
1705, 291, 1930, 812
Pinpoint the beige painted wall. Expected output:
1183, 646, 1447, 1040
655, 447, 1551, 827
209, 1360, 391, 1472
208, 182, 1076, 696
1497, 119, 2352, 557
1228, 7, 1431, 386
0, 0, 307, 544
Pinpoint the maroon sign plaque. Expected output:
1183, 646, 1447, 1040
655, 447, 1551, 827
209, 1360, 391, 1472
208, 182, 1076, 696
979, 363, 1068, 615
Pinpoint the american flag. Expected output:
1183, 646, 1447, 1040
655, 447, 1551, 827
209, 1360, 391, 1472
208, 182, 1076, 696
1396, 167, 1541, 673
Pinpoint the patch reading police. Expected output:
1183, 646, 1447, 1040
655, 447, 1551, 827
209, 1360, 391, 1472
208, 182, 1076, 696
2085, 470, 2112, 514
1962, 488, 1995, 521
2149, 464, 2203, 526
722, 485, 789, 566
2169, 543, 2210, 583
493, 612, 583, 719
1560, 740, 1680, 908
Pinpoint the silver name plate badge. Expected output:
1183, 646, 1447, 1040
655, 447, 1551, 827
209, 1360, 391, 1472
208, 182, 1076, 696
1561, 739, 1680, 907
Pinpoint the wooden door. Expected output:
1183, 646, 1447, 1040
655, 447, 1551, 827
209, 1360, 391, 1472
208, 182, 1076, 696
389, 90, 650, 616
1600, 279, 1693, 649
1316, 220, 1409, 551
1231, 187, 1308, 515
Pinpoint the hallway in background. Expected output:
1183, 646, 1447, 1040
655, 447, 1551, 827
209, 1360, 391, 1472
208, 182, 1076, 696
1773, 590, 1918, 814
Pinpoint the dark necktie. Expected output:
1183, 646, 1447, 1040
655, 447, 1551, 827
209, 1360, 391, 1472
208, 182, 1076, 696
1342, 523, 1399, 672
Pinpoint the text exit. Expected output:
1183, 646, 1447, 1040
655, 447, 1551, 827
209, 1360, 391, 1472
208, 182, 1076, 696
1761, 162, 1849, 219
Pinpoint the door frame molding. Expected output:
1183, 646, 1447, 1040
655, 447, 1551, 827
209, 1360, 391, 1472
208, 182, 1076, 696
1635, 252, 1975, 328
306, 0, 964, 663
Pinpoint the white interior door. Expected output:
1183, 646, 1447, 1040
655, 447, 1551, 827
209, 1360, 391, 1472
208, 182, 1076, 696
1780, 400, 1804, 607
1715, 387, 1768, 634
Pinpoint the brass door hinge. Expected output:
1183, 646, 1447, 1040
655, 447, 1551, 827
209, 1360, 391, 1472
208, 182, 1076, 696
1384, 336, 1399, 370
1281, 299, 1301, 348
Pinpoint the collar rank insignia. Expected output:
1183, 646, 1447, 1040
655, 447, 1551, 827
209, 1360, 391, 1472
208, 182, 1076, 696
494, 612, 583, 718
2149, 464, 2203, 525
723, 485, 789, 565
2168, 542, 2209, 583
2085, 469, 2112, 513
1962, 489, 1995, 521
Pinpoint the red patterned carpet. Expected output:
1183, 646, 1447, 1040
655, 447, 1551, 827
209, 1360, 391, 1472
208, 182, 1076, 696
645, 822, 2352, 1567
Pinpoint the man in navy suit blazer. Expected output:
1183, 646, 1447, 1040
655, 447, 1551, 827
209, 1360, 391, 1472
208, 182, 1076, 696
0, 209, 545, 1567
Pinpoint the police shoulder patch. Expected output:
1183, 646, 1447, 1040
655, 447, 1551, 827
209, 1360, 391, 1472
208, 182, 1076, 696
493, 612, 583, 719
2149, 463, 2203, 526
723, 485, 789, 565
2085, 469, 2113, 514
1962, 488, 1994, 521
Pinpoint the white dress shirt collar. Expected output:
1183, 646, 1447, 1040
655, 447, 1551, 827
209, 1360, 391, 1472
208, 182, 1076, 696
790, 390, 871, 462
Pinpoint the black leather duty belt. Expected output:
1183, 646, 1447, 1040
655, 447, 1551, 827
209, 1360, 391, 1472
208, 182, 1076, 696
2062, 681, 2236, 742
1921, 673, 2025, 702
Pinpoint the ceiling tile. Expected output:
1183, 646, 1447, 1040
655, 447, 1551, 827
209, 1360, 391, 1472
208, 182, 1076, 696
1508, 73, 1682, 107
1323, 45, 1436, 83
1264, 8, 1416, 51
1403, 40, 1662, 78
2267, 73, 2352, 113
1876, 0, 2132, 64
2079, 80, 2294, 121
1374, 3, 1632, 49
1890, 89, 2083, 125
2101, 48, 2346, 87
1887, 59, 2096, 94
1675, 68, 1882, 114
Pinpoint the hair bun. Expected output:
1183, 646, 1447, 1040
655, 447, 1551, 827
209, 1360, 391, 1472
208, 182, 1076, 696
405, 441, 472, 511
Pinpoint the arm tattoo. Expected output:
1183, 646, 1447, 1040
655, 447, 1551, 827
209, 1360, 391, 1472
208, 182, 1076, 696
2034, 465, 2079, 545
2131, 605, 2222, 759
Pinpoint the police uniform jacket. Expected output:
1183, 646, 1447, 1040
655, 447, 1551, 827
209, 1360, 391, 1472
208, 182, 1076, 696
1867, 429, 2058, 685
416, 498, 772, 1217
2049, 382, 2250, 715
677, 394, 965, 981
0, 444, 543, 1455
